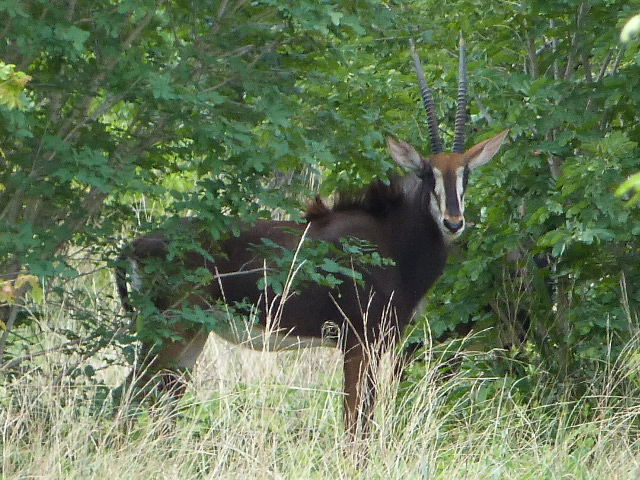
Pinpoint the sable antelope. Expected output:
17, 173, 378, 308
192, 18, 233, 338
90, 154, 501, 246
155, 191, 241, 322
115, 37, 508, 439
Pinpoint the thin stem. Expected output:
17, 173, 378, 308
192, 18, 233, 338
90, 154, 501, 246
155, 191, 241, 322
564, 3, 590, 81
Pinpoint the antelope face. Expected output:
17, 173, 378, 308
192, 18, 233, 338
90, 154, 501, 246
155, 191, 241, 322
401, 36, 508, 240
386, 129, 509, 240
428, 153, 469, 238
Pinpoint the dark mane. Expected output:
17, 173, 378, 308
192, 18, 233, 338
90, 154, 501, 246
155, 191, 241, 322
304, 177, 407, 221
304, 196, 332, 221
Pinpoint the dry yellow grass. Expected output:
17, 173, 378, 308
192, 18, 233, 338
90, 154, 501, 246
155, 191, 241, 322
3, 328, 640, 479
3, 261, 640, 479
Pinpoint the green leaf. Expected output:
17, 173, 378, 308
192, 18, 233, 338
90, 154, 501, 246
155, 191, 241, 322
329, 10, 343, 26
320, 258, 341, 273
148, 73, 177, 100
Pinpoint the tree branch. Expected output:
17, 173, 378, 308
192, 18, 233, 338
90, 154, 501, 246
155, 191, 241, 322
596, 49, 613, 82
0, 328, 129, 372
550, 20, 560, 81
525, 36, 539, 79
564, 3, 590, 81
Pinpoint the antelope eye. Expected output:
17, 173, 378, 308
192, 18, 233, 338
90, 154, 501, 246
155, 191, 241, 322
421, 167, 436, 189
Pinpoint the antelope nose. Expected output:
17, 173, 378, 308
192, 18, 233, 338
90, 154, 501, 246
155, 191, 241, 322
443, 218, 464, 234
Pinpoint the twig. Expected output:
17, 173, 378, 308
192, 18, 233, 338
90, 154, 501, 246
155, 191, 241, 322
550, 20, 560, 81
212, 267, 272, 280
525, 36, 539, 79
474, 94, 493, 124
54, 328, 129, 384
546, 130, 562, 179
596, 49, 613, 82
599, 48, 625, 130
611, 47, 624, 76
581, 51, 593, 83
0, 328, 128, 371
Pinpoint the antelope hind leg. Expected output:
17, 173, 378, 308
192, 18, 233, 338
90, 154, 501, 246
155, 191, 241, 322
118, 325, 210, 405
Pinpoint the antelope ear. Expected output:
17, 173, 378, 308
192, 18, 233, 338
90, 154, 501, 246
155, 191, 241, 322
386, 136, 426, 173
464, 129, 509, 170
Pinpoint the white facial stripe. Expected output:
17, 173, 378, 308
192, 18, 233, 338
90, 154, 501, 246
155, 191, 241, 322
432, 168, 446, 217
455, 167, 465, 215
430, 192, 441, 226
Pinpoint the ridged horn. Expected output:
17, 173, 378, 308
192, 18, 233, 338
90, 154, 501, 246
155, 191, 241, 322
452, 34, 467, 154
409, 39, 443, 155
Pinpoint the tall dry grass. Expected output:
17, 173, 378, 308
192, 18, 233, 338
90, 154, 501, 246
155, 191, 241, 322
3, 252, 640, 479
3, 327, 640, 479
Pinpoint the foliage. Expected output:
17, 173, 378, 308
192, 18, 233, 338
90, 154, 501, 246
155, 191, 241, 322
1, 0, 640, 412
404, 0, 640, 396
616, 11, 640, 202
0, 275, 41, 307
255, 235, 394, 294
0, 0, 391, 367
0, 61, 31, 111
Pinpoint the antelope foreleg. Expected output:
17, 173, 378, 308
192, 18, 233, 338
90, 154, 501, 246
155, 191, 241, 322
343, 342, 376, 442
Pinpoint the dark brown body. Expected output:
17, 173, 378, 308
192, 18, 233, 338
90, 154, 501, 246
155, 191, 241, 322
117, 128, 508, 440
118, 175, 448, 439
116, 36, 511, 442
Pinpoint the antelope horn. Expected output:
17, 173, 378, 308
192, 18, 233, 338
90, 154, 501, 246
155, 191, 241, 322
410, 39, 443, 155
452, 34, 467, 154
